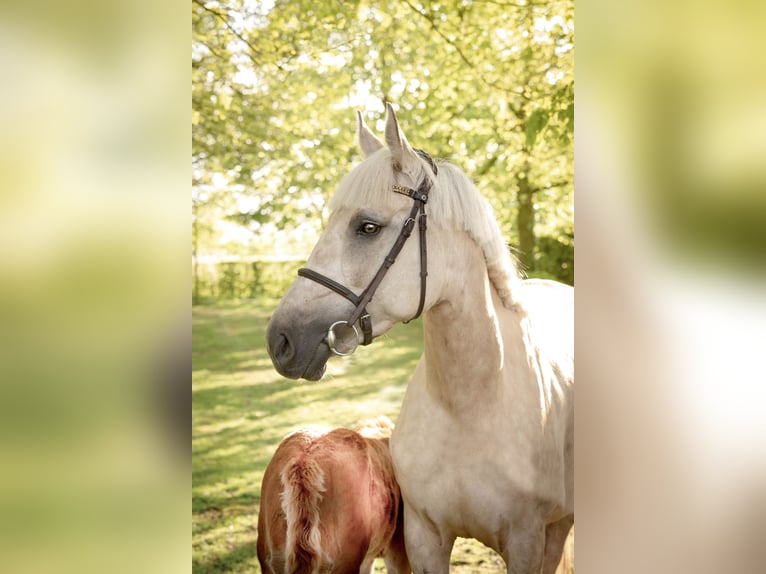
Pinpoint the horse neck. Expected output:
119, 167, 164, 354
422, 237, 512, 411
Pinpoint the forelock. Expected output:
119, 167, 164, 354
328, 148, 400, 212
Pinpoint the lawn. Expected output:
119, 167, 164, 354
192, 298, 507, 573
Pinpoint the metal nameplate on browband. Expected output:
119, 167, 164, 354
392, 184, 428, 203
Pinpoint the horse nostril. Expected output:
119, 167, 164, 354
272, 333, 295, 366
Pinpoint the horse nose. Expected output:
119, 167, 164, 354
270, 332, 295, 369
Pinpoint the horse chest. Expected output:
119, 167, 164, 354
392, 366, 569, 536
392, 428, 528, 546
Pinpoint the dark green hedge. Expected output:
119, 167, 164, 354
532, 235, 574, 286
192, 259, 304, 304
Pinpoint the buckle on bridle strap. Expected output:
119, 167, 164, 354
392, 184, 428, 204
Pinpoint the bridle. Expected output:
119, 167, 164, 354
297, 149, 437, 356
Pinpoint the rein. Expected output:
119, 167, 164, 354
297, 149, 436, 356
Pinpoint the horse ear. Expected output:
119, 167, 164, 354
357, 110, 383, 157
384, 102, 418, 171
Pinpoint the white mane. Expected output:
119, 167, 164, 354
329, 148, 523, 310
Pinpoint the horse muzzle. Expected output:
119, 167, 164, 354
266, 316, 360, 381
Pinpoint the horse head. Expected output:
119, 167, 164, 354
266, 104, 442, 381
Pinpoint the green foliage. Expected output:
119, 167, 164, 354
525, 109, 549, 148
532, 234, 574, 285
192, 0, 574, 286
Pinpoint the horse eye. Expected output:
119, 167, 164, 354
357, 221, 382, 236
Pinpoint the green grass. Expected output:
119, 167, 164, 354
192, 298, 506, 573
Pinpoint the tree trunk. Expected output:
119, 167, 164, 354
192, 202, 200, 305
516, 158, 535, 273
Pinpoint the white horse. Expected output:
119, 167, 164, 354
266, 103, 573, 574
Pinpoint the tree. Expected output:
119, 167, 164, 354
192, 0, 574, 282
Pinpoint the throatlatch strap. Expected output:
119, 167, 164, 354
414, 148, 439, 176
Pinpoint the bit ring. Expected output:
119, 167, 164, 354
325, 320, 361, 356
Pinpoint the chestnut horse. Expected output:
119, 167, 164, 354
257, 417, 409, 574
266, 104, 573, 574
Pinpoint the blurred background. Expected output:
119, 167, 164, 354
0, 1, 188, 573
577, 1, 766, 573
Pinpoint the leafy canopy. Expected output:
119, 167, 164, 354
192, 0, 573, 277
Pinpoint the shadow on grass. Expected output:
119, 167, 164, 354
193, 298, 424, 573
